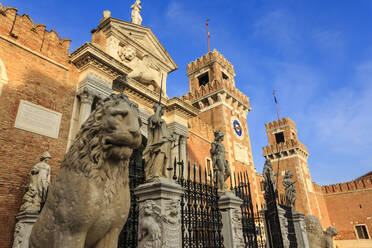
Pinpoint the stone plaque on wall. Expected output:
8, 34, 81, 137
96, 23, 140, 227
14, 100, 62, 139
234, 142, 249, 164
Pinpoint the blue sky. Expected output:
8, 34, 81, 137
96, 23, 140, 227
4, 0, 371, 184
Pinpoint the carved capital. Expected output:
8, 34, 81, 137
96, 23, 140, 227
78, 89, 94, 105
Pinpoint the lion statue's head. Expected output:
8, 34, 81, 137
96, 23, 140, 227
63, 93, 142, 176
118, 45, 137, 62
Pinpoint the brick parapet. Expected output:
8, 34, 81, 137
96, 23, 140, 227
262, 139, 309, 157
320, 177, 372, 194
0, 5, 70, 65
186, 49, 235, 76
265, 117, 297, 132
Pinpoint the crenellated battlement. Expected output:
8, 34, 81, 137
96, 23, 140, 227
0, 5, 71, 64
186, 49, 234, 75
320, 177, 372, 194
265, 117, 297, 132
263, 139, 309, 159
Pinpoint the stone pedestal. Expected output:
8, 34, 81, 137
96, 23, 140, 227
218, 191, 245, 248
277, 206, 290, 248
292, 211, 309, 248
12, 211, 39, 248
134, 178, 184, 248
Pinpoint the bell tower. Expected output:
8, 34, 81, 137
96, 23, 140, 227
183, 49, 262, 207
263, 117, 323, 219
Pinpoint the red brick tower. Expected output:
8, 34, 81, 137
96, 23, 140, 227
182, 49, 262, 206
263, 118, 326, 220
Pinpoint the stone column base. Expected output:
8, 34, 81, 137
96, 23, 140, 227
134, 178, 184, 248
12, 211, 39, 248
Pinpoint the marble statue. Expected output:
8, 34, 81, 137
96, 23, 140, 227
143, 103, 174, 181
29, 94, 142, 248
210, 130, 231, 191
262, 159, 276, 194
305, 215, 338, 248
118, 45, 164, 96
19, 152, 51, 213
283, 170, 296, 208
138, 200, 162, 248
131, 0, 142, 25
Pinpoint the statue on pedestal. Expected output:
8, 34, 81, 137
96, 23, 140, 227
283, 170, 296, 208
19, 152, 51, 213
143, 103, 174, 181
131, 0, 142, 25
210, 130, 231, 191
29, 94, 142, 248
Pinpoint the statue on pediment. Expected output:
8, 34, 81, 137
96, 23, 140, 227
131, 0, 142, 25
118, 45, 165, 96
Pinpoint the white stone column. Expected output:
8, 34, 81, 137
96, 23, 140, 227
134, 178, 185, 248
218, 192, 245, 248
78, 90, 94, 128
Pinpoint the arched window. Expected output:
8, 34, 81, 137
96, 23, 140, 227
0, 58, 8, 96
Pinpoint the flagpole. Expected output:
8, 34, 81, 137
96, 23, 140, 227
273, 90, 280, 121
206, 19, 210, 53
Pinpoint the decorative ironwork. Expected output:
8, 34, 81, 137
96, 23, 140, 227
231, 172, 266, 248
118, 139, 147, 248
176, 161, 224, 248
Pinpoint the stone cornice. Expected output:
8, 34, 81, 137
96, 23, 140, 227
262, 139, 309, 160
70, 42, 131, 79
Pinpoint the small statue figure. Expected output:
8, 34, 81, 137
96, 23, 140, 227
138, 200, 162, 248
131, 0, 142, 25
283, 170, 296, 208
143, 103, 174, 181
19, 152, 51, 213
210, 130, 231, 191
262, 159, 276, 191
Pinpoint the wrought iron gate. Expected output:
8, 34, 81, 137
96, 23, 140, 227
231, 172, 266, 248
117, 138, 146, 248
176, 162, 224, 248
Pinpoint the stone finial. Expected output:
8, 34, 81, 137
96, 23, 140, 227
131, 0, 142, 25
103, 10, 111, 19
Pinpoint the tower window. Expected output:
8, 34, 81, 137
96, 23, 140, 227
198, 72, 209, 87
355, 225, 369, 239
222, 72, 229, 80
275, 132, 285, 144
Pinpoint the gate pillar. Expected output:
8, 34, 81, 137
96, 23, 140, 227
219, 191, 244, 248
134, 178, 184, 248
292, 211, 309, 248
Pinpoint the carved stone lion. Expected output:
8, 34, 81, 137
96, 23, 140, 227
305, 215, 338, 248
29, 94, 142, 248
118, 45, 164, 95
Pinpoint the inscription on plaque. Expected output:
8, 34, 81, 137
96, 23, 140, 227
14, 100, 62, 139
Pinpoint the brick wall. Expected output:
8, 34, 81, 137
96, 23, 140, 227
321, 177, 372, 240
0, 5, 78, 247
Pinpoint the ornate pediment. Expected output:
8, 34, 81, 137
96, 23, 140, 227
93, 18, 177, 74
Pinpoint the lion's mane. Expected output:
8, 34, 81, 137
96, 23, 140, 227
62, 94, 136, 180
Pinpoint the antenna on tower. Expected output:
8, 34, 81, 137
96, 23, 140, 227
273, 90, 280, 121
206, 19, 211, 53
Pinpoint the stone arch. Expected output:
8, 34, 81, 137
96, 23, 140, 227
0, 57, 8, 96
